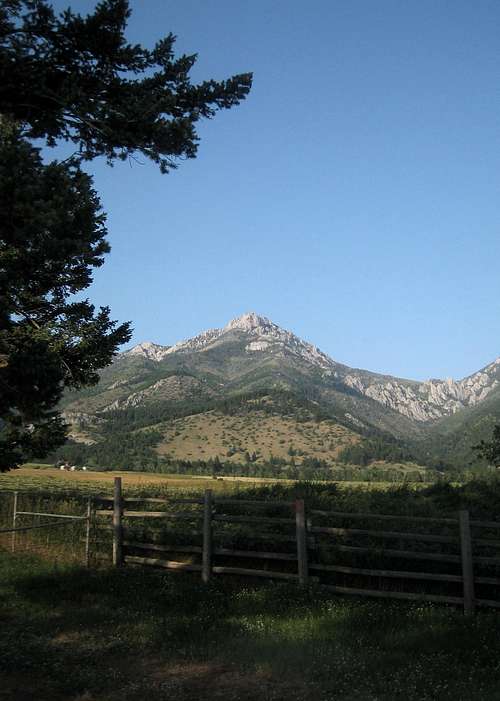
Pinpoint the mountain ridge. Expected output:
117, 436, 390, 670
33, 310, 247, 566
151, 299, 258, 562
119, 312, 499, 424
57, 312, 499, 473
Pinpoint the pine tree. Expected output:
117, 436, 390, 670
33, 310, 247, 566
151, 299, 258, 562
0, 0, 252, 172
0, 1, 252, 470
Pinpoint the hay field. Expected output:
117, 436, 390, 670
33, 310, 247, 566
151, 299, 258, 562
0, 465, 290, 495
0, 465, 399, 496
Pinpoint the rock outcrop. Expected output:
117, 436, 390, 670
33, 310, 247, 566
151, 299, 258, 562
344, 359, 500, 421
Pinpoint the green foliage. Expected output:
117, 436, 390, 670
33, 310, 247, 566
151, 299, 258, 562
48, 429, 162, 472
233, 476, 500, 519
3, 552, 500, 700
412, 386, 500, 470
0, 0, 252, 470
0, 133, 131, 470
337, 435, 416, 466
0, 0, 252, 172
473, 424, 500, 467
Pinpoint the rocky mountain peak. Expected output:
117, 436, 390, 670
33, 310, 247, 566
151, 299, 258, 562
224, 312, 273, 333
121, 313, 337, 372
344, 355, 500, 422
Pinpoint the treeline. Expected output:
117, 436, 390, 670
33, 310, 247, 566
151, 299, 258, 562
50, 435, 435, 481
335, 436, 476, 475
51, 428, 494, 483
50, 436, 436, 482
153, 458, 435, 483
48, 430, 163, 472
216, 390, 339, 424
337, 437, 416, 466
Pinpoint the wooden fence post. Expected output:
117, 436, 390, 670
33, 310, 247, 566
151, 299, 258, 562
459, 509, 475, 616
11, 491, 18, 553
202, 489, 213, 583
85, 496, 92, 568
113, 477, 123, 567
295, 498, 309, 585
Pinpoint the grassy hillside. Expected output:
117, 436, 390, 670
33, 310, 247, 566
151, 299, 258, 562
154, 403, 359, 464
54, 392, 432, 478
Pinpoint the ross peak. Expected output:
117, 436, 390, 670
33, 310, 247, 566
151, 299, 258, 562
224, 312, 274, 332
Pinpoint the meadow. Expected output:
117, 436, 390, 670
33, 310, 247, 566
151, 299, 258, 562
2, 468, 500, 699
0, 465, 407, 497
154, 406, 358, 463
0, 467, 411, 570
1, 552, 500, 701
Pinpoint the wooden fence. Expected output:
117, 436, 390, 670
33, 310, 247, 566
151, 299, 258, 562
305, 507, 500, 615
86, 477, 500, 616
3, 478, 500, 616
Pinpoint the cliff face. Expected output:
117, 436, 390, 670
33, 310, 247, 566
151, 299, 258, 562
344, 360, 500, 422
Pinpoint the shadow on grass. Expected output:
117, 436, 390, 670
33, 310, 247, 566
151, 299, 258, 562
2, 553, 500, 701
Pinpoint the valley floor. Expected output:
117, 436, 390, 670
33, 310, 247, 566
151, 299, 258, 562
0, 465, 412, 495
1, 552, 500, 701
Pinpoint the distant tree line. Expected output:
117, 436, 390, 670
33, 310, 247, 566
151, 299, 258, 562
54, 388, 500, 480
49, 436, 439, 483
48, 429, 163, 472
337, 437, 416, 466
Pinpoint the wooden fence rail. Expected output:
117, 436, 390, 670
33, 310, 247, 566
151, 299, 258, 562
87, 477, 500, 616
5, 478, 500, 616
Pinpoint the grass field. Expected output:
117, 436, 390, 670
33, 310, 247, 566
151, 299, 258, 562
0, 465, 402, 496
3, 473, 500, 699
1, 551, 500, 701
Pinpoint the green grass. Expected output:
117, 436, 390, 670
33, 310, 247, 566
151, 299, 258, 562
0, 466, 405, 501
1, 551, 500, 700
0, 466, 282, 497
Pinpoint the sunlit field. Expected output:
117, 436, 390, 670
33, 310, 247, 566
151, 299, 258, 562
0, 465, 409, 497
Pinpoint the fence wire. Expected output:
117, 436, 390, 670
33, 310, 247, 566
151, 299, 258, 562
0, 491, 92, 566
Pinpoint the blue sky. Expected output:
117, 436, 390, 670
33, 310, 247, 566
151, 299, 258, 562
51, 0, 499, 381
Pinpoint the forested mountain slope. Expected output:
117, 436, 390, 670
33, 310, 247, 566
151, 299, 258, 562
57, 313, 499, 473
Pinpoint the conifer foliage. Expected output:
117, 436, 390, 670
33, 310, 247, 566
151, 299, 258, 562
0, 0, 252, 171
0, 0, 252, 470
474, 425, 500, 468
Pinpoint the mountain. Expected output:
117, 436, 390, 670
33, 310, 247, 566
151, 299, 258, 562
58, 312, 500, 472
343, 358, 500, 422
117, 313, 500, 423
